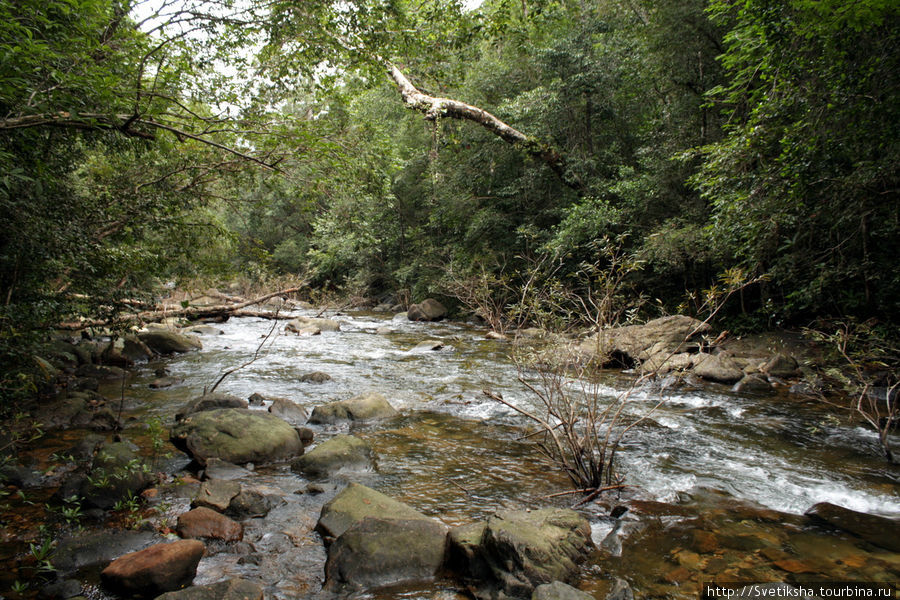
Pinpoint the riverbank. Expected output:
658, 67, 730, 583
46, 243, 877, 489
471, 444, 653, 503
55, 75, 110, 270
1, 296, 898, 599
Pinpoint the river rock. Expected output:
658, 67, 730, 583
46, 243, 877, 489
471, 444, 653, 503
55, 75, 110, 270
532, 581, 594, 600
76, 363, 125, 379
805, 502, 900, 551
299, 371, 332, 383
177, 507, 243, 542
577, 315, 709, 368
170, 408, 303, 466
470, 509, 594, 598
183, 325, 224, 336
407, 298, 447, 321
192, 479, 241, 512
226, 485, 280, 518
732, 373, 773, 394
286, 316, 341, 333
138, 330, 202, 354
154, 578, 264, 600
100, 539, 205, 596
268, 397, 308, 424
410, 340, 445, 352
58, 441, 153, 509
307, 392, 398, 424
290, 434, 374, 478
692, 353, 744, 383
324, 517, 449, 592
316, 482, 434, 541
762, 353, 800, 377
175, 393, 247, 421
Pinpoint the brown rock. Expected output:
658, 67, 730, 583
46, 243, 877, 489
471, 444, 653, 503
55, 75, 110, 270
772, 559, 817, 574
101, 539, 205, 595
177, 507, 243, 542
192, 479, 241, 512
690, 530, 719, 554
663, 566, 691, 584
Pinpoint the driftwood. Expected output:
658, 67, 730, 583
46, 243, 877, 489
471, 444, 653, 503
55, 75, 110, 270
58, 286, 304, 330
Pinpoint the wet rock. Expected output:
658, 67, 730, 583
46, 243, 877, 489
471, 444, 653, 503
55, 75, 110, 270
183, 325, 224, 336
407, 298, 447, 321
316, 482, 434, 542
54, 530, 158, 572
532, 581, 594, 600
154, 578, 264, 600
307, 392, 398, 424
375, 326, 393, 335
763, 353, 799, 377
410, 340, 447, 352
138, 330, 202, 354
324, 517, 449, 592
192, 479, 241, 512
296, 427, 314, 447
640, 352, 694, 375
174, 393, 247, 421
122, 336, 155, 364
177, 507, 243, 542
692, 353, 743, 384
37, 578, 83, 599
226, 485, 279, 519
101, 539, 205, 596
605, 578, 634, 600
299, 371, 332, 383
268, 397, 308, 424
290, 434, 374, 478
247, 393, 265, 406
286, 316, 341, 333
732, 374, 773, 394
170, 408, 303, 466
476, 509, 594, 598
446, 522, 490, 580
486, 331, 508, 341
805, 502, 900, 552
393, 312, 408, 321
202, 458, 253, 481
76, 363, 126, 379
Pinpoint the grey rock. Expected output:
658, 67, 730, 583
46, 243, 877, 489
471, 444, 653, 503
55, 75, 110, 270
153, 578, 264, 600
175, 393, 247, 421
532, 581, 594, 600
290, 434, 374, 479
316, 482, 434, 542
308, 392, 398, 424
407, 298, 447, 322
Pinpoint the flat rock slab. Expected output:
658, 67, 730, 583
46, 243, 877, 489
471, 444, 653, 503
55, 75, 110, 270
805, 502, 900, 552
203, 458, 254, 481
308, 392, 398, 424
53, 530, 158, 572
177, 507, 243, 542
316, 482, 434, 541
291, 434, 374, 478
101, 539, 205, 596
170, 408, 302, 466
154, 578, 264, 600
192, 479, 241, 512
324, 517, 449, 592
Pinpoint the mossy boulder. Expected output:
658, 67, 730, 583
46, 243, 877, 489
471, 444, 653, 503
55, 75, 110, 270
290, 434, 374, 478
308, 392, 398, 424
324, 517, 449, 592
170, 408, 302, 466
316, 482, 434, 542
175, 393, 247, 421
138, 330, 202, 354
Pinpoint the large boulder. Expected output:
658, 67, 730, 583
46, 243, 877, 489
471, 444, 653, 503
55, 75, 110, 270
154, 578, 264, 600
805, 502, 900, 552
324, 517, 449, 592
455, 509, 594, 599
291, 435, 374, 478
101, 539, 205, 596
138, 330, 202, 354
175, 393, 247, 421
176, 507, 243, 542
407, 298, 447, 322
316, 482, 434, 542
308, 392, 398, 425
692, 353, 743, 384
577, 315, 708, 368
286, 316, 341, 333
170, 409, 302, 466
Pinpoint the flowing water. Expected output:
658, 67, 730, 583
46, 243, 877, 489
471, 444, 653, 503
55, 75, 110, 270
3, 309, 899, 599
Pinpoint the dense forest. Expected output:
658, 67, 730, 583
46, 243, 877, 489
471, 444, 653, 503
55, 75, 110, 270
2, 0, 898, 400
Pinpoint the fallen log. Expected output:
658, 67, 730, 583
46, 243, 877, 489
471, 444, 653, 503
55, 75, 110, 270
58, 286, 305, 330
